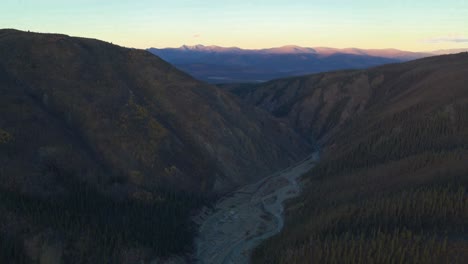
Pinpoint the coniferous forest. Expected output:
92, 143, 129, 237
1, 28, 468, 264
0, 177, 207, 263
251, 54, 468, 263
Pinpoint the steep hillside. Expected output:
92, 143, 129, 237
0, 29, 310, 263
224, 53, 468, 143
248, 53, 468, 263
222, 70, 377, 142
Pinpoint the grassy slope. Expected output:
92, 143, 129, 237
251, 53, 468, 263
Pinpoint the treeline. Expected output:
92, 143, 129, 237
254, 183, 468, 264
0, 232, 27, 264
277, 228, 453, 264
0, 178, 208, 263
315, 103, 468, 178
252, 102, 468, 263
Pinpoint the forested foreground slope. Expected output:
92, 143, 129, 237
249, 53, 468, 263
0, 29, 310, 263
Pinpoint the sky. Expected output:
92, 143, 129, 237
1, 0, 468, 51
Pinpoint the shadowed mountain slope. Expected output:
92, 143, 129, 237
249, 53, 468, 263
0, 29, 310, 263
223, 53, 468, 143
0, 29, 310, 194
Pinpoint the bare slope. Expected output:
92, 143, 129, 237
224, 53, 468, 143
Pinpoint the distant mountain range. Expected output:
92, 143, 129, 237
148, 45, 468, 83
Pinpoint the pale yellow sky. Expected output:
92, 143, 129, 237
2, 0, 468, 52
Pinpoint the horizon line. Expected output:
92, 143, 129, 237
149, 44, 468, 54
3, 28, 468, 54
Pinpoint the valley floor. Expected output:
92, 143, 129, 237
193, 152, 319, 264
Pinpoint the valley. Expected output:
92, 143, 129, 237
0, 29, 467, 264
194, 152, 319, 264
248, 53, 468, 263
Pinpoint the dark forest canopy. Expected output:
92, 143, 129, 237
246, 53, 468, 263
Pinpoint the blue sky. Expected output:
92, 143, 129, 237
1, 0, 467, 51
